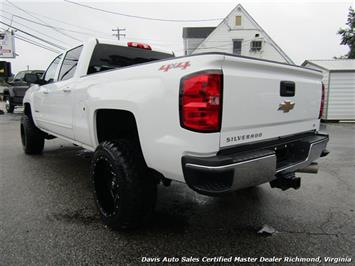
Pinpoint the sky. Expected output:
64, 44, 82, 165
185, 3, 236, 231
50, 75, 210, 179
0, 0, 354, 73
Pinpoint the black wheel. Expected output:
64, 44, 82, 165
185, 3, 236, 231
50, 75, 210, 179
91, 140, 157, 230
20, 115, 45, 154
5, 96, 14, 113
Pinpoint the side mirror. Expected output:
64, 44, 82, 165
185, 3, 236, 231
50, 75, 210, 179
7, 76, 14, 83
24, 73, 40, 84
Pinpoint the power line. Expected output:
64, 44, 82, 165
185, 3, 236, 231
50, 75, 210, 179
2, 3, 127, 40
1, 9, 264, 46
2, 3, 111, 36
2, 11, 93, 36
64, 0, 223, 22
191, 43, 231, 52
5, 0, 82, 42
15, 35, 61, 54
2, 1, 269, 55
2, 4, 188, 46
0, 26, 59, 53
2, 9, 180, 47
181, 38, 270, 53
0, 14, 70, 47
3, 8, 144, 41
0, 20, 66, 50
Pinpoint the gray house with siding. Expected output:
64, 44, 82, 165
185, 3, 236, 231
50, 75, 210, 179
182, 27, 215, 56
302, 59, 355, 121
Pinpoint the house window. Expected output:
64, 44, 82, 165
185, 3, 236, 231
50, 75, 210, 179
233, 40, 242, 55
235, 16, 242, 26
250, 40, 262, 52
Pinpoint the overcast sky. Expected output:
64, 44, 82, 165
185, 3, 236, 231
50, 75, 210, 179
0, 0, 353, 73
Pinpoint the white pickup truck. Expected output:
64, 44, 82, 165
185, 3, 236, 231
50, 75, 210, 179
22, 38, 329, 229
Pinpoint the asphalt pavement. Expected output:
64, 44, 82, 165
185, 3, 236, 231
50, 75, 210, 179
0, 104, 354, 265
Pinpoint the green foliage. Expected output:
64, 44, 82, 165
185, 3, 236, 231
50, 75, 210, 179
337, 6, 355, 58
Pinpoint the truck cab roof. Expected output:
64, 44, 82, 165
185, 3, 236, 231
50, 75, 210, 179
47, 38, 175, 81
91, 38, 174, 56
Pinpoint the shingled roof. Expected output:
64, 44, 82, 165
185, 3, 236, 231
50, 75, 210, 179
302, 59, 355, 71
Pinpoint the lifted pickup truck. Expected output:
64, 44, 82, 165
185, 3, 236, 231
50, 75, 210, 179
22, 38, 329, 229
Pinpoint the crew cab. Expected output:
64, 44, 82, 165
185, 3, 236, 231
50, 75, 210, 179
22, 38, 329, 229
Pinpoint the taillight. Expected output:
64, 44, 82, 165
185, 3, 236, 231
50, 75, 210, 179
319, 82, 325, 119
179, 70, 223, 132
127, 42, 151, 50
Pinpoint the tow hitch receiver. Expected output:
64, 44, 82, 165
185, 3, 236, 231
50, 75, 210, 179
270, 172, 301, 191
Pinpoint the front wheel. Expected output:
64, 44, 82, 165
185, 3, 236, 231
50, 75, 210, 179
20, 115, 45, 154
5, 96, 14, 113
91, 140, 157, 230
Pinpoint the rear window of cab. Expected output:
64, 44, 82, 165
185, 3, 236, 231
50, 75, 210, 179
87, 44, 174, 75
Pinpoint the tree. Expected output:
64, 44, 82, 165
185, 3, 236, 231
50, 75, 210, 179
338, 6, 355, 58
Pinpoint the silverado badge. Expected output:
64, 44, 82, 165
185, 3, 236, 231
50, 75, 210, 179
278, 100, 295, 113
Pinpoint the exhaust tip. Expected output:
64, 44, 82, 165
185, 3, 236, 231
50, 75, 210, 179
321, 149, 330, 157
297, 162, 319, 174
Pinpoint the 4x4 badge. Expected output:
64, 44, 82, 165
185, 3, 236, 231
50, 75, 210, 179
278, 100, 295, 113
159, 61, 190, 72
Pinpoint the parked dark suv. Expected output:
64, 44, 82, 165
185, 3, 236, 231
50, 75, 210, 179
3, 70, 44, 113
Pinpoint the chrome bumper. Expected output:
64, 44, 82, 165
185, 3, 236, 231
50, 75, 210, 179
182, 133, 329, 196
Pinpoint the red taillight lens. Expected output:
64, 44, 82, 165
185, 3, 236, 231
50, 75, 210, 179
180, 71, 222, 132
127, 42, 152, 50
319, 82, 325, 119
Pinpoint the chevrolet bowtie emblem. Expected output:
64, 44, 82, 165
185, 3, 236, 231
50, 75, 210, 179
278, 100, 295, 113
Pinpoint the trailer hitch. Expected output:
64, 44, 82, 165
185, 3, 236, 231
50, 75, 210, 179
270, 172, 301, 191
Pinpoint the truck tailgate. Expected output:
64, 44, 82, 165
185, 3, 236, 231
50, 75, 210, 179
220, 56, 323, 148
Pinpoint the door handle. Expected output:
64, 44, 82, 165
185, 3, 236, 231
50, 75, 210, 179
63, 88, 71, 93
42, 90, 49, 94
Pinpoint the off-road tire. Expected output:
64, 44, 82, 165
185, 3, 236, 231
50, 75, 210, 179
5, 96, 14, 113
91, 139, 157, 230
20, 115, 45, 154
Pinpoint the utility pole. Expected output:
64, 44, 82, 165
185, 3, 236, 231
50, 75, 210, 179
112, 27, 126, 40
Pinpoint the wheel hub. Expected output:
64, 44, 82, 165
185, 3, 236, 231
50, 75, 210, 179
94, 159, 121, 216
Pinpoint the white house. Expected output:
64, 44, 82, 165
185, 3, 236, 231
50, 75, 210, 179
302, 59, 355, 121
182, 4, 294, 64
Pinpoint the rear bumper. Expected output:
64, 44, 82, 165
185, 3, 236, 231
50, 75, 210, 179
182, 132, 329, 196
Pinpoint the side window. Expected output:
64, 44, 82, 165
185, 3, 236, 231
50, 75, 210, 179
235, 16, 242, 26
233, 40, 242, 55
59, 45, 83, 81
43, 54, 62, 83
250, 40, 263, 52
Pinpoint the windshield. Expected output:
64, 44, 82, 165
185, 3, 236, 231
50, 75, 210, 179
14, 71, 28, 81
14, 70, 45, 81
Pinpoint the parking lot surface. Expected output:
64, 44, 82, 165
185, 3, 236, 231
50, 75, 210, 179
0, 105, 354, 265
